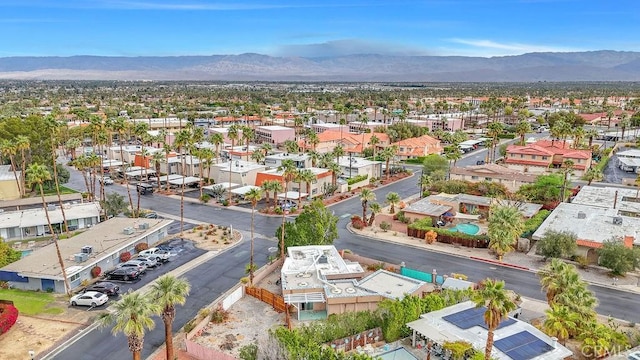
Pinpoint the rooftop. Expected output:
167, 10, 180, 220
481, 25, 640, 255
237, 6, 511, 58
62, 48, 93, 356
265, 152, 309, 161
0, 165, 19, 182
572, 185, 640, 215
0, 202, 101, 229
407, 301, 572, 360
616, 149, 640, 158
215, 160, 266, 173
258, 125, 292, 131
404, 198, 452, 217
337, 156, 382, 168
1, 218, 174, 280
356, 270, 426, 300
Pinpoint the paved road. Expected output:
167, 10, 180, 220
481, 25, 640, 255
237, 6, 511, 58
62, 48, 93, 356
54, 154, 640, 359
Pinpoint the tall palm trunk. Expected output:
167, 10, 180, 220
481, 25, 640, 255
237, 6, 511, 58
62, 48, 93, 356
128, 334, 143, 360
20, 149, 27, 196
50, 137, 70, 236
250, 203, 256, 285
38, 183, 70, 294
485, 329, 495, 360
9, 156, 21, 196
165, 150, 170, 192
280, 181, 289, 260
228, 139, 235, 205
297, 180, 302, 208
162, 311, 176, 360
120, 143, 134, 213
180, 159, 186, 236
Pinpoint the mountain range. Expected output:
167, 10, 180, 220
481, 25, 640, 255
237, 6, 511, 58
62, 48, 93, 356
1, 50, 640, 82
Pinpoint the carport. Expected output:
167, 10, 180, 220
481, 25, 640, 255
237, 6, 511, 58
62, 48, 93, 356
125, 167, 156, 180
168, 176, 202, 187
277, 191, 308, 200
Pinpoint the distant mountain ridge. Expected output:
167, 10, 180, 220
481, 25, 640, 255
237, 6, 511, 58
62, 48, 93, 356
1, 50, 640, 81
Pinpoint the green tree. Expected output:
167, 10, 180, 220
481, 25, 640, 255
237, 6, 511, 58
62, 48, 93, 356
368, 202, 382, 227
98, 291, 161, 360
101, 192, 128, 218
597, 237, 640, 276
149, 275, 191, 360
26, 163, 71, 294
0, 240, 21, 268
516, 174, 566, 204
15, 135, 30, 197
515, 120, 532, 145
244, 187, 263, 285
278, 159, 298, 259
275, 200, 338, 252
487, 205, 524, 261
472, 279, 516, 360
422, 154, 449, 178
543, 305, 579, 345
536, 230, 578, 260
380, 145, 398, 180
581, 168, 603, 186
385, 192, 401, 214
359, 188, 376, 224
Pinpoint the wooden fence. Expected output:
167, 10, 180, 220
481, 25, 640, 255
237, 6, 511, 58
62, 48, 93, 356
245, 286, 286, 313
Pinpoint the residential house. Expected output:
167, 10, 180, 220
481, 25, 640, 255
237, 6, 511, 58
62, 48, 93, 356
281, 245, 433, 320
0, 165, 21, 201
264, 153, 312, 169
449, 163, 538, 192
504, 140, 592, 176
392, 135, 443, 160
255, 125, 296, 145
406, 301, 572, 360
255, 167, 332, 199
0, 218, 173, 293
305, 130, 390, 154
210, 160, 266, 187
337, 157, 383, 180
533, 185, 640, 263
0, 202, 101, 241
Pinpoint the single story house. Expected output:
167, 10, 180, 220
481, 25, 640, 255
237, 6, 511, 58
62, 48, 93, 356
0, 217, 173, 293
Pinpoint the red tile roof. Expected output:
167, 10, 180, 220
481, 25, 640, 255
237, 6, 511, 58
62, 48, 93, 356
576, 240, 604, 249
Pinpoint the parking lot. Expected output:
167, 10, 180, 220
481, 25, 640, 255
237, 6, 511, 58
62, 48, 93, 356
603, 147, 638, 183
72, 236, 207, 311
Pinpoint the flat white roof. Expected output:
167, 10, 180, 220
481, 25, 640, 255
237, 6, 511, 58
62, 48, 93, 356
0, 202, 101, 229
230, 185, 261, 195
125, 169, 156, 177
215, 161, 266, 173
157, 174, 183, 182
0, 165, 19, 181
203, 182, 239, 190
337, 157, 381, 168
357, 270, 425, 300
168, 176, 201, 185
258, 125, 292, 131
572, 185, 640, 214
266, 152, 309, 161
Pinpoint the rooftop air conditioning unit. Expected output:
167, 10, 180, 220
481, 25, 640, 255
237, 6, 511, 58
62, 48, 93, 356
123, 227, 135, 235
47, 204, 56, 211
81, 246, 93, 254
577, 211, 586, 219
138, 223, 149, 230
613, 216, 623, 225
74, 253, 88, 263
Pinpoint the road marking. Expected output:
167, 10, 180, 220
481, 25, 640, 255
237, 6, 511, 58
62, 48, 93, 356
340, 213, 351, 219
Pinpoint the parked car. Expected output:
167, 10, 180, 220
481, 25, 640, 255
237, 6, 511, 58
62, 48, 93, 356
278, 199, 296, 209
105, 268, 140, 281
137, 182, 154, 195
144, 212, 158, 219
135, 256, 159, 268
139, 247, 171, 262
99, 176, 114, 185
157, 243, 175, 251
84, 282, 120, 296
70, 291, 109, 307
117, 261, 147, 274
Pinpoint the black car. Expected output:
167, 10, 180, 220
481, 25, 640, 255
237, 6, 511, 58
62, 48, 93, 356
136, 183, 154, 195
84, 281, 120, 296
105, 268, 140, 281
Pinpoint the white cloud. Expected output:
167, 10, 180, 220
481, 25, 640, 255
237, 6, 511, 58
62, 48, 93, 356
448, 38, 581, 56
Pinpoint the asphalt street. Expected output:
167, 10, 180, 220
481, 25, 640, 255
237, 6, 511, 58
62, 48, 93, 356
52, 145, 640, 359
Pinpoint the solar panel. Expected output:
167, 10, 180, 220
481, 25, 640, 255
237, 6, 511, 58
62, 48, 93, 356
495, 331, 554, 360
442, 307, 516, 330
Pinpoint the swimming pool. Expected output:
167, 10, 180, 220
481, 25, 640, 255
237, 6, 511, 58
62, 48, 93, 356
452, 223, 480, 235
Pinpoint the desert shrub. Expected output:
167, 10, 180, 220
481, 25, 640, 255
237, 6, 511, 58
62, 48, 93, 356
210, 304, 230, 324
351, 215, 366, 230
90, 266, 102, 278
119, 252, 131, 262
408, 217, 433, 231
135, 243, 149, 252
347, 174, 368, 185
396, 211, 410, 224
380, 221, 391, 232
425, 230, 437, 244
274, 207, 283, 215
0, 303, 19, 335
183, 319, 197, 333
238, 343, 258, 360
200, 194, 211, 203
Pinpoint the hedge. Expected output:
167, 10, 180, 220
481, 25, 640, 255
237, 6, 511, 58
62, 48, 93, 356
408, 217, 433, 231
521, 210, 551, 238
593, 155, 611, 173
0, 302, 18, 335
408, 225, 489, 248
90, 266, 102, 278
347, 174, 368, 185
497, 133, 516, 139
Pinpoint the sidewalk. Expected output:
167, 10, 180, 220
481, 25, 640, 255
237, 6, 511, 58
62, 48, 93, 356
348, 224, 640, 294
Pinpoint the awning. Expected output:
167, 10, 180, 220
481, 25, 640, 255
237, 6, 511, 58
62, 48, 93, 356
283, 292, 325, 304
157, 174, 183, 182
168, 176, 201, 185
406, 318, 460, 343
231, 185, 261, 196
278, 191, 308, 199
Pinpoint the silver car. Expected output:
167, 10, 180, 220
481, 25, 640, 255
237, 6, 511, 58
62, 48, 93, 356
118, 260, 147, 274
135, 256, 159, 268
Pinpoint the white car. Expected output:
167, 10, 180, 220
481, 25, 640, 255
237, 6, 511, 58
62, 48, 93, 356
70, 291, 108, 307
99, 176, 114, 185
139, 247, 171, 262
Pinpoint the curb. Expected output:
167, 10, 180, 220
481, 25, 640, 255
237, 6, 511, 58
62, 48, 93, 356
469, 256, 530, 271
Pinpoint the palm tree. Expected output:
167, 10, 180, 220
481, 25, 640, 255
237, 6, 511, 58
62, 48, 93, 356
472, 278, 516, 360
368, 202, 382, 227
209, 133, 224, 163
284, 140, 299, 154
1, 140, 21, 196
298, 169, 315, 204
26, 163, 71, 294
151, 150, 164, 190
359, 188, 376, 225
174, 129, 192, 234
307, 131, 319, 152
327, 161, 341, 187
585, 128, 599, 148
582, 167, 603, 186
515, 120, 531, 145
241, 126, 254, 161
227, 124, 241, 204
307, 150, 320, 167
333, 145, 345, 164
369, 134, 380, 159
65, 137, 81, 161
386, 192, 401, 214
149, 275, 191, 360
260, 142, 273, 157
251, 151, 265, 164
112, 117, 135, 212
244, 187, 263, 285
270, 180, 284, 211
45, 117, 71, 235
15, 135, 30, 196
487, 204, 524, 261
278, 159, 298, 259
418, 173, 432, 198
543, 305, 579, 345
486, 122, 504, 163
380, 145, 398, 180
98, 291, 160, 360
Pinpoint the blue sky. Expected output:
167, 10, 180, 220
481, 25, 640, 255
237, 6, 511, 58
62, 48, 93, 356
2, 0, 639, 58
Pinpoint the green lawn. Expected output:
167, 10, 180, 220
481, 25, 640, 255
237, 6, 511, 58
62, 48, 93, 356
42, 185, 78, 196
0, 288, 64, 315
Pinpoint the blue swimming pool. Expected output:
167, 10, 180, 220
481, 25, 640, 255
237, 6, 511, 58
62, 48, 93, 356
452, 223, 480, 235
377, 347, 419, 360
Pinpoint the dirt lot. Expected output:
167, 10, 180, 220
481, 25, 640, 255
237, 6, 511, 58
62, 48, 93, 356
0, 297, 104, 360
